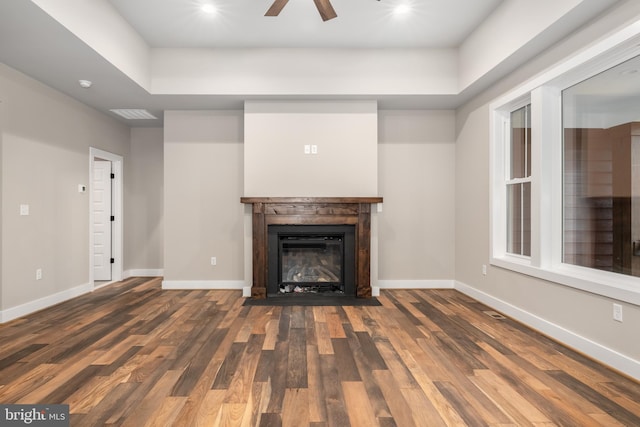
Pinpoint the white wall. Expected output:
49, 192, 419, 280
0, 64, 130, 321
458, 0, 619, 92
31, 0, 151, 89
244, 100, 378, 197
152, 49, 457, 96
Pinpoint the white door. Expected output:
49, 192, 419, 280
93, 160, 112, 281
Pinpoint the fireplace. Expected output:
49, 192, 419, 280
268, 224, 355, 296
240, 197, 383, 299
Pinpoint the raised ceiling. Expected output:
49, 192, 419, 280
0, 0, 623, 126
108, 0, 502, 48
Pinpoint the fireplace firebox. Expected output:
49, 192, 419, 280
268, 225, 355, 296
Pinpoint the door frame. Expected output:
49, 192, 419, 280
89, 147, 123, 288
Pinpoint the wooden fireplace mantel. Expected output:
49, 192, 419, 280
241, 197, 383, 299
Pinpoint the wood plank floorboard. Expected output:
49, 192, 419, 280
0, 278, 639, 426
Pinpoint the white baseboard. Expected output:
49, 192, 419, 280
377, 279, 455, 289
454, 280, 640, 381
124, 269, 163, 278
161, 280, 246, 290
0, 282, 92, 324
242, 287, 252, 297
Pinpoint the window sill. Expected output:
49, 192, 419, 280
491, 256, 640, 307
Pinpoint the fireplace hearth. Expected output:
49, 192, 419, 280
241, 197, 383, 299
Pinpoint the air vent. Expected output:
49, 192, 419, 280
483, 310, 506, 320
109, 109, 157, 120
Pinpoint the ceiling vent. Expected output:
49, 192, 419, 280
109, 109, 157, 120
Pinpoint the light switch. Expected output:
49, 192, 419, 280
311, 145, 318, 154
20, 204, 29, 216
304, 145, 311, 154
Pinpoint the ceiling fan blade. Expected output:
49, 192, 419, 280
313, 0, 337, 21
265, 0, 290, 16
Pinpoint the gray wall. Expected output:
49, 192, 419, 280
0, 98, 4, 309
378, 110, 456, 281
163, 109, 458, 286
126, 127, 164, 273
0, 63, 130, 311
163, 110, 245, 283
455, 0, 640, 369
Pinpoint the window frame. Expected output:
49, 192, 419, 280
489, 20, 640, 306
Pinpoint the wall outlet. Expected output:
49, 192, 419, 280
482, 264, 487, 275
311, 144, 318, 154
613, 303, 623, 322
36, 268, 42, 280
211, 257, 217, 266
304, 145, 311, 154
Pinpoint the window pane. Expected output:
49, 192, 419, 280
510, 105, 531, 179
507, 184, 522, 254
507, 182, 531, 256
522, 182, 531, 256
563, 55, 640, 277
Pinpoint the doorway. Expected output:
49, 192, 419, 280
89, 148, 123, 288
93, 159, 112, 281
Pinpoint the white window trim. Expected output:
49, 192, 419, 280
490, 20, 640, 307
505, 103, 532, 257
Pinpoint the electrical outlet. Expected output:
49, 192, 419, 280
36, 268, 42, 280
613, 303, 623, 322
211, 257, 217, 266
482, 264, 487, 275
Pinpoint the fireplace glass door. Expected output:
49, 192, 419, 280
280, 235, 343, 293
268, 224, 356, 296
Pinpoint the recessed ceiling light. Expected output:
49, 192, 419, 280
201, 3, 217, 14
393, 4, 412, 15
109, 109, 157, 120
78, 79, 92, 89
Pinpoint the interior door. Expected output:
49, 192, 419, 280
93, 160, 112, 281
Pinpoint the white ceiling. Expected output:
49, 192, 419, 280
108, 0, 503, 48
0, 0, 625, 126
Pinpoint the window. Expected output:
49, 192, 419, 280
490, 21, 640, 306
563, 55, 640, 278
507, 105, 531, 256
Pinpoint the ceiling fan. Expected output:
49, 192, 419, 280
265, 0, 338, 22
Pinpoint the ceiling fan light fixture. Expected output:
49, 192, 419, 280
265, 0, 337, 21
313, 0, 337, 21
265, 0, 289, 17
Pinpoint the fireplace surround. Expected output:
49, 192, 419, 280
240, 197, 383, 299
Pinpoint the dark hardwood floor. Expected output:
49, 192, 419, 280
1, 276, 639, 426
